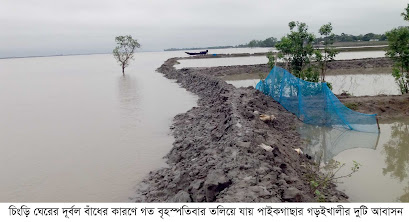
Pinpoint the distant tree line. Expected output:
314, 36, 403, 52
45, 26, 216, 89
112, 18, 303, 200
240, 33, 387, 48
237, 37, 278, 48
164, 32, 387, 51
315, 32, 387, 43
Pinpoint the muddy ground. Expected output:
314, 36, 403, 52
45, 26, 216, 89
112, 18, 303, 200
133, 58, 349, 202
338, 94, 409, 122
176, 57, 408, 121
180, 57, 394, 77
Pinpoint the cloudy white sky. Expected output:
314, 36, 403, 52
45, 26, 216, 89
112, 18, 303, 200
1, 0, 408, 57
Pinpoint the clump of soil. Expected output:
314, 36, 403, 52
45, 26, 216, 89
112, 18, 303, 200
133, 58, 348, 202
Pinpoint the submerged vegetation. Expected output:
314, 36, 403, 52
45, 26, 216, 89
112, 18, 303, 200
304, 157, 361, 202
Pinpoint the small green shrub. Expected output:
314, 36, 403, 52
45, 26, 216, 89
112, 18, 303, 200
266, 51, 275, 69
326, 82, 333, 90
303, 153, 361, 202
341, 90, 352, 96
345, 103, 358, 110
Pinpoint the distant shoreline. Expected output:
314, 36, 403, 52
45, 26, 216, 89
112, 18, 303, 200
0, 50, 162, 60
1, 42, 387, 59
164, 41, 388, 51
0, 52, 109, 60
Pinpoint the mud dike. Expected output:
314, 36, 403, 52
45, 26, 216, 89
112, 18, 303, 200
133, 58, 348, 202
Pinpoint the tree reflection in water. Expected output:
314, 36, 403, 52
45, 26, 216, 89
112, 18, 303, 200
117, 75, 140, 141
382, 120, 409, 202
300, 120, 409, 202
400, 187, 409, 202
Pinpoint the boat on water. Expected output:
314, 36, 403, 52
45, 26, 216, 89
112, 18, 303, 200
185, 50, 208, 55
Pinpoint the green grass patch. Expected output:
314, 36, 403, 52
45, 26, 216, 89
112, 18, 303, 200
345, 103, 358, 110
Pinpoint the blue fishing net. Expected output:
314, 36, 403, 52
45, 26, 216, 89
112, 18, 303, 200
256, 66, 380, 133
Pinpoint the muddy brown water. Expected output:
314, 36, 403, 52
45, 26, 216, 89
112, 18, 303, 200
1, 48, 405, 202
0, 52, 199, 202
226, 73, 400, 97
225, 76, 407, 202
225, 76, 406, 201
226, 79, 406, 202
227, 74, 409, 202
0, 48, 281, 202
299, 119, 409, 202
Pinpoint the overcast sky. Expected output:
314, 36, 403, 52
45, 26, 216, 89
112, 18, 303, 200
1, 0, 408, 57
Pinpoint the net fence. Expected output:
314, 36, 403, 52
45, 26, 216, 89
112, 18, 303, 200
256, 66, 379, 133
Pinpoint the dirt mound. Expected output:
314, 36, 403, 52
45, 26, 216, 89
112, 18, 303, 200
327, 58, 393, 70
133, 58, 348, 202
326, 58, 393, 75
176, 57, 393, 78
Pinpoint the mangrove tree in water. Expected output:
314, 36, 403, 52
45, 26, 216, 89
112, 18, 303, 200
113, 35, 140, 75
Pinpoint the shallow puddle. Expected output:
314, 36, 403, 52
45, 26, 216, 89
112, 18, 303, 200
326, 74, 400, 96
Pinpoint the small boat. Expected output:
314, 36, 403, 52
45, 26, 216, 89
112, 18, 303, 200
185, 50, 208, 55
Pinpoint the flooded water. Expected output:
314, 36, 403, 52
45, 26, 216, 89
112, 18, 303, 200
326, 74, 399, 96
334, 50, 386, 60
0, 52, 198, 202
217, 50, 407, 202
176, 50, 386, 69
199, 47, 273, 54
0, 47, 402, 202
1, 47, 280, 202
299, 119, 409, 202
178, 49, 394, 96
175, 56, 268, 69
226, 73, 399, 96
